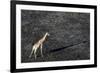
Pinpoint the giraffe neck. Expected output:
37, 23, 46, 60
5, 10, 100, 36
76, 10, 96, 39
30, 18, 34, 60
41, 33, 47, 42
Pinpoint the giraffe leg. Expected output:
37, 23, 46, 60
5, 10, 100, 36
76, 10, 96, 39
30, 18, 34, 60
29, 49, 34, 58
34, 49, 37, 59
40, 44, 43, 57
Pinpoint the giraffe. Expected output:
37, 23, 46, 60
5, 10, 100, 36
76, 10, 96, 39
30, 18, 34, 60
29, 32, 50, 59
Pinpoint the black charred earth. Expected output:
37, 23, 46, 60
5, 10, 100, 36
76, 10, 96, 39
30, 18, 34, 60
21, 10, 90, 63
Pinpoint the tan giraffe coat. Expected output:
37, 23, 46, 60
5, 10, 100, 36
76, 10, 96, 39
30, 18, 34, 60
29, 32, 50, 59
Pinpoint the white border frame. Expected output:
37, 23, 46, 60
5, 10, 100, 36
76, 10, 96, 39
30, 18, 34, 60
16, 4, 94, 69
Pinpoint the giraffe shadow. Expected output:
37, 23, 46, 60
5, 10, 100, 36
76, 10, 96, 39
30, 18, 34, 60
45, 40, 88, 55
27, 40, 88, 62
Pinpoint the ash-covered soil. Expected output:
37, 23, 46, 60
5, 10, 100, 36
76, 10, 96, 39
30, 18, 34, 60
21, 10, 90, 63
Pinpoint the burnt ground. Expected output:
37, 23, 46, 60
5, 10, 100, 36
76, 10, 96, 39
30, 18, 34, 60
21, 10, 90, 63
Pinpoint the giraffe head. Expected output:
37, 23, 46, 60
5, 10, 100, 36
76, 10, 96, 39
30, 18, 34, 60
45, 32, 50, 36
